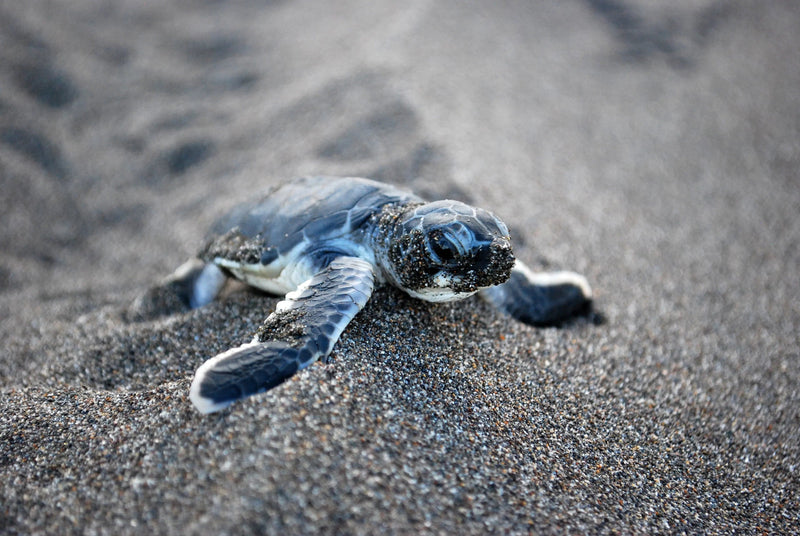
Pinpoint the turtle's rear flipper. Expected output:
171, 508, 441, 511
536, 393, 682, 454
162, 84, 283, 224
481, 260, 592, 326
189, 256, 375, 414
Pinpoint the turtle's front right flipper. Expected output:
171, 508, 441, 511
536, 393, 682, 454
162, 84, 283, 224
480, 260, 593, 326
189, 256, 376, 414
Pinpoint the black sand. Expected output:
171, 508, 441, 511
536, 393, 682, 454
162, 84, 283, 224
1, 1, 799, 534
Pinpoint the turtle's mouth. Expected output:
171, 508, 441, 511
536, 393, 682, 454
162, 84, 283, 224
409, 271, 488, 303
405, 282, 478, 303
433, 272, 456, 288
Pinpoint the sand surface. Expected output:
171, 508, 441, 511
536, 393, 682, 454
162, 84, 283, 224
1, 1, 799, 534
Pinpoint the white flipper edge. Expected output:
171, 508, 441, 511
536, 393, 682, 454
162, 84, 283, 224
480, 260, 593, 326
188, 256, 376, 413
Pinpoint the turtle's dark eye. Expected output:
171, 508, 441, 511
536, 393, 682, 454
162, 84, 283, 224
429, 231, 458, 263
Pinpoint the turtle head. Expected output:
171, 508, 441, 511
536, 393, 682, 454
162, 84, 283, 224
377, 200, 516, 302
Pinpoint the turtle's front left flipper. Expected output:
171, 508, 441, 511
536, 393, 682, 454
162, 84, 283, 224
189, 256, 375, 413
480, 260, 592, 327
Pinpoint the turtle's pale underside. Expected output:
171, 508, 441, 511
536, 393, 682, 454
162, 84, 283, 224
140, 176, 593, 413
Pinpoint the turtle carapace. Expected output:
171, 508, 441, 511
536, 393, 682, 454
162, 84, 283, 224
141, 176, 593, 413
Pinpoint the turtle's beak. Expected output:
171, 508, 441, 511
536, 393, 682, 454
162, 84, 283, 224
473, 237, 515, 286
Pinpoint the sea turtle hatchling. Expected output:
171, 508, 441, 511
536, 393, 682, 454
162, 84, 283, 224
146, 176, 593, 413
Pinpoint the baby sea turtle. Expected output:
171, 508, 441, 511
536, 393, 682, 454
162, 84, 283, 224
149, 176, 592, 413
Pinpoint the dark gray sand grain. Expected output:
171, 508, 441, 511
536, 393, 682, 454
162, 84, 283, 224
2, 1, 799, 534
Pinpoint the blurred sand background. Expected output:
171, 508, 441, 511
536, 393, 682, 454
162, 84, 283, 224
1, 0, 799, 533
